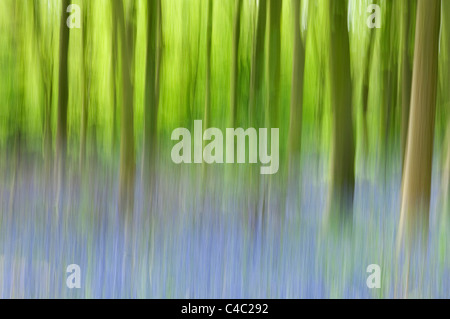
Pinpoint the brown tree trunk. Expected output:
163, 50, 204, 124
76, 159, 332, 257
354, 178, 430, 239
263, 0, 282, 221
327, 0, 355, 221
142, 0, 161, 185
33, 0, 54, 180
80, 0, 89, 171
230, 0, 242, 127
380, 0, 398, 177
204, 0, 213, 129
441, 0, 450, 221
247, 0, 266, 229
400, 0, 413, 169
398, 0, 440, 244
442, 124, 450, 219
267, 0, 281, 129
202, 0, 214, 197
362, 28, 374, 159
111, 6, 118, 156
288, 0, 305, 170
56, 0, 71, 210
114, 0, 136, 215
248, 0, 266, 128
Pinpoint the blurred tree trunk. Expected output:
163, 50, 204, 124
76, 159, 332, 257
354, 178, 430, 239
8, 1, 26, 218
33, 0, 54, 179
142, 0, 162, 186
56, 0, 71, 210
247, 0, 266, 229
267, 0, 281, 129
327, 0, 355, 220
114, 0, 136, 214
111, 6, 118, 156
400, 0, 414, 169
398, 0, 440, 244
362, 27, 374, 159
308, 0, 325, 175
286, 0, 306, 218
204, 0, 213, 128
441, 0, 450, 221
443, 124, 450, 219
380, 0, 398, 174
288, 0, 305, 172
230, 0, 242, 127
155, 1, 162, 133
182, 1, 193, 127
249, 0, 266, 127
202, 0, 213, 197
262, 0, 282, 221
80, 0, 89, 171
45, 80, 54, 177
379, 1, 391, 160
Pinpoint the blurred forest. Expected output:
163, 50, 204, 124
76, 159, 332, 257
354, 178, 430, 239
0, 0, 448, 298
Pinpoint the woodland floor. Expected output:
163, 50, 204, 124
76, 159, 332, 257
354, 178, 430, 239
0, 151, 448, 298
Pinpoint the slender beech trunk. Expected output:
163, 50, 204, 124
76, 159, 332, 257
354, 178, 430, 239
380, 1, 398, 172
111, 7, 118, 156
328, 0, 355, 220
33, 0, 53, 179
286, 0, 306, 216
80, 1, 89, 171
249, 0, 266, 127
400, 0, 413, 168
230, 0, 242, 127
114, 0, 136, 214
56, 0, 70, 209
398, 0, 440, 244
247, 0, 266, 229
362, 28, 374, 159
142, 0, 161, 184
263, 0, 282, 221
443, 124, 450, 219
288, 0, 305, 171
441, 0, 450, 221
8, 1, 25, 219
44, 78, 53, 179
182, 1, 193, 126
204, 0, 213, 128
267, 0, 281, 129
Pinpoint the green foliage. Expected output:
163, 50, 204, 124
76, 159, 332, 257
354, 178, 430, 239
0, 0, 448, 174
